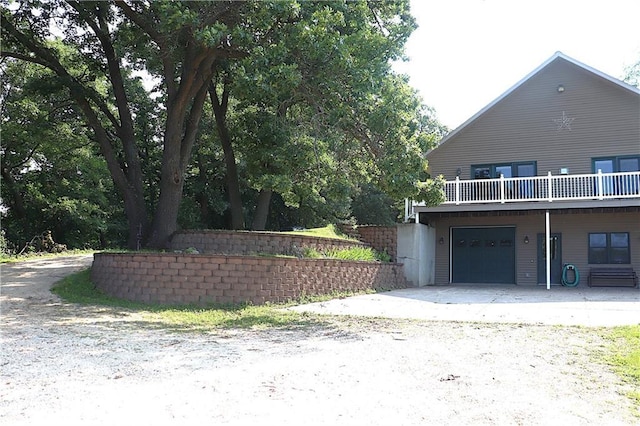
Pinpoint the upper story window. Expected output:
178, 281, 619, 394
593, 156, 640, 173
592, 156, 640, 196
472, 162, 536, 179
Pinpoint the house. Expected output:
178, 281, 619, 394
403, 52, 640, 287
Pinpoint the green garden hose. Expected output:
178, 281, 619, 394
561, 264, 579, 287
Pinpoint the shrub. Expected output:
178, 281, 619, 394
324, 247, 384, 262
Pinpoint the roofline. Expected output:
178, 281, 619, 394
429, 51, 640, 153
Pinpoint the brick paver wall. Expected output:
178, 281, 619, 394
171, 230, 370, 256
355, 226, 397, 262
92, 253, 407, 306
338, 225, 398, 262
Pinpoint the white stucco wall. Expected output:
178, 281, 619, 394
397, 223, 436, 286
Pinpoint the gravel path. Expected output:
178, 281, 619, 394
0, 256, 637, 425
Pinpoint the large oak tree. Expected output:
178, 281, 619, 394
2, 0, 445, 247
2, 0, 258, 248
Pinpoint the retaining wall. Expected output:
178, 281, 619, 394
171, 230, 370, 256
91, 252, 407, 306
355, 226, 397, 262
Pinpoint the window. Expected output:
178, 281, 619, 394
592, 156, 640, 196
592, 156, 640, 173
588, 232, 630, 264
471, 162, 537, 179
471, 162, 537, 200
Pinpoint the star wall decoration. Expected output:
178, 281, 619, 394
552, 111, 575, 131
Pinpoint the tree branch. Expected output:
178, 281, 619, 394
67, 2, 140, 178
113, 0, 176, 95
180, 84, 208, 167
2, 15, 123, 132
0, 50, 51, 68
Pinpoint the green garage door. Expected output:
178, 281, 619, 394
451, 227, 515, 284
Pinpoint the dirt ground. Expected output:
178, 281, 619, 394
0, 256, 637, 425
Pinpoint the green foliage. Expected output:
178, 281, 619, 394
351, 184, 402, 225
51, 269, 112, 304
325, 247, 379, 262
623, 59, 640, 88
302, 247, 322, 259
3, 0, 447, 245
0, 230, 13, 257
295, 239, 390, 263
187, 0, 446, 230
0, 58, 127, 249
606, 326, 640, 381
415, 175, 447, 206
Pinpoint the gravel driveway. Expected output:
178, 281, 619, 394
1, 256, 637, 425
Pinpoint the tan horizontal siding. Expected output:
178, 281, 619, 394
427, 58, 640, 180
432, 211, 640, 286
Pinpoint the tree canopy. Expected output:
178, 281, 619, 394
1, 0, 446, 250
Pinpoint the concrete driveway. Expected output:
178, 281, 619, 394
291, 285, 640, 327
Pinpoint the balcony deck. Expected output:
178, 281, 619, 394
409, 171, 640, 217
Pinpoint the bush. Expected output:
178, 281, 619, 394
325, 247, 378, 261
0, 229, 14, 257
303, 247, 391, 262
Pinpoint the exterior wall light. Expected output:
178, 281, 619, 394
439, 237, 444, 245
524, 236, 530, 244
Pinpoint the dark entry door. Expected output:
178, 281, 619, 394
451, 227, 516, 284
537, 233, 562, 284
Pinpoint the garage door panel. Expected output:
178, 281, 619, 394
452, 227, 515, 284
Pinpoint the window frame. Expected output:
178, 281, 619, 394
592, 155, 640, 173
592, 155, 640, 196
588, 232, 631, 264
471, 161, 537, 179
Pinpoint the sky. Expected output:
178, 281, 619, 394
393, 0, 640, 130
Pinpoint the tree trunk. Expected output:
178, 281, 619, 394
146, 108, 185, 248
146, 85, 209, 249
209, 84, 245, 230
146, 164, 184, 249
251, 189, 272, 231
123, 193, 149, 250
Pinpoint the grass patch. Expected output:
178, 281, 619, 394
52, 269, 142, 308
284, 224, 353, 240
302, 246, 390, 262
326, 247, 391, 262
51, 269, 350, 331
603, 325, 640, 416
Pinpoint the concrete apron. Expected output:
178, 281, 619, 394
289, 286, 640, 327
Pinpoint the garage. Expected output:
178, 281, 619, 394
451, 227, 516, 284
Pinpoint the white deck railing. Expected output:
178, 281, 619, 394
444, 170, 640, 205
407, 171, 640, 218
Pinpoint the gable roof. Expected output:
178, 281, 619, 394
432, 51, 640, 150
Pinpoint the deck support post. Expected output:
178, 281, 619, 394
546, 209, 551, 290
